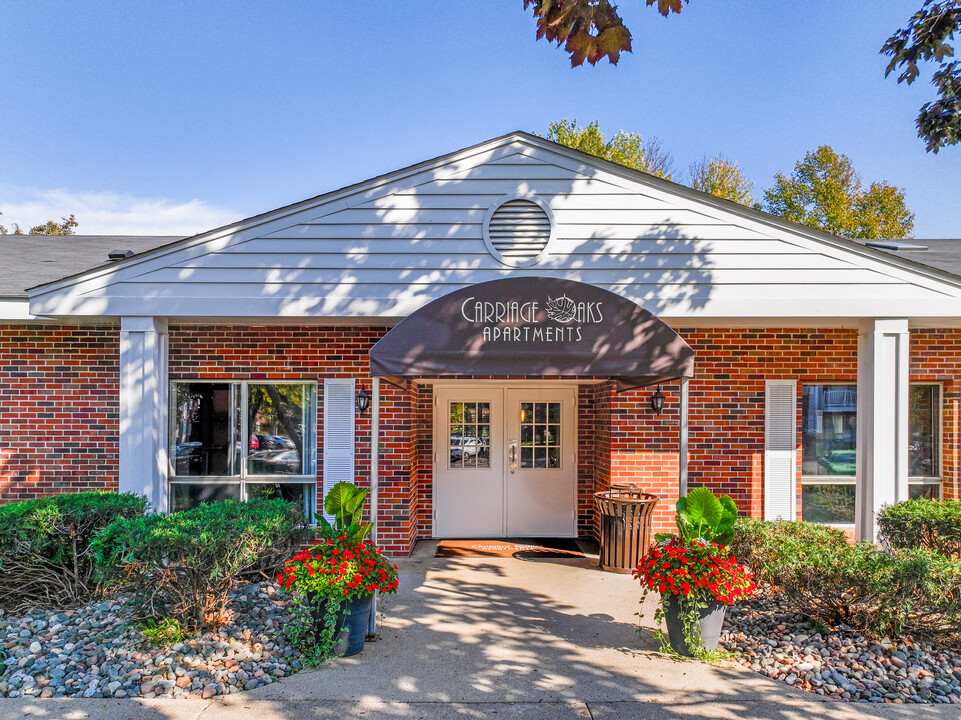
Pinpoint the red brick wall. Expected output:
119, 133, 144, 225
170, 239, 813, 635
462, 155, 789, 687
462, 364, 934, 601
167, 324, 418, 556
576, 384, 598, 537
411, 384, 433, 539
0, 324, 119, 501
3, 322, 959, 557
605, 328, 861, 535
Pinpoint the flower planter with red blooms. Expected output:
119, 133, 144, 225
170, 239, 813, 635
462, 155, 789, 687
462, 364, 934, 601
634, 488, 755, 659
634, 537, 755, 657
278, 536, 400, 661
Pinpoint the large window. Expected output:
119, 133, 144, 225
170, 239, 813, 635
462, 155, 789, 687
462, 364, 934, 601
170, 381, 316, 517
800, 383, 941, 524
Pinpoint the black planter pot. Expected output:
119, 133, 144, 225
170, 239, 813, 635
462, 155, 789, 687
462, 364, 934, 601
662, 593, 726, 656
309, 594, 373, 657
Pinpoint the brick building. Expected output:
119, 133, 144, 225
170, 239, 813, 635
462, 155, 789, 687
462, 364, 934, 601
3, 133, 961, 556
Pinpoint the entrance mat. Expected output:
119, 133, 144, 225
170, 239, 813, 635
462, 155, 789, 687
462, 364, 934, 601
435, 538, 584, 559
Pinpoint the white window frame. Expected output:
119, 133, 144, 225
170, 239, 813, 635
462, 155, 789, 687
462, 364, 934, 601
168, 379, 317, 519
908, 382, 942, 499
800, 381, 944, 524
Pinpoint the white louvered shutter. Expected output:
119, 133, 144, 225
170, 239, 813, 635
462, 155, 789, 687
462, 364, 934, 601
323, 378, 355, 521
764, 380, 797, 521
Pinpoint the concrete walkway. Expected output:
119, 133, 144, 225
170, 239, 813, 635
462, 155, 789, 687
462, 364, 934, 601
1, 541, 959, 719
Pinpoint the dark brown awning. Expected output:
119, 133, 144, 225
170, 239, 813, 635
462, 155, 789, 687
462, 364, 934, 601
370, 277, 694, 391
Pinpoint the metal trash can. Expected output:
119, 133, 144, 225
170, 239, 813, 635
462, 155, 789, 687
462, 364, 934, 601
593, 484, 659, 573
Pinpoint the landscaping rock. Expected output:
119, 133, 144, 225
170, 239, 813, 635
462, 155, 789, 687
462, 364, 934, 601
0, 581, 302, 700
722, 594, 961, 704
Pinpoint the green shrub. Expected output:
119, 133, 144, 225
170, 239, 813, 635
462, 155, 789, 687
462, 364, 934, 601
729, 517, 848, 586
0, 491, 148, 611
877, 498, 961, 557
732, 517, 961, 639
94, 498, 310, 633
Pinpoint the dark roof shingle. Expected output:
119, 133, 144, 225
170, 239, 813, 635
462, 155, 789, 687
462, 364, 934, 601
0, 235, 182, 298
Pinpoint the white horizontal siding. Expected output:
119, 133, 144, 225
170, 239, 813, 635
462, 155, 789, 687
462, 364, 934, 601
28, 136, 961, 320
168, 250, 858, 271
134, 266, 906, 287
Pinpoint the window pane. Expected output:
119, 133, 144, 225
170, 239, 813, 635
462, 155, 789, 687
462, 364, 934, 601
449, 401, 490, 471
520, 447, 533, 468
171, 483, 241, 512
802, 385, 856, 476
172, 383, 237, 476
247, 384, 310, 476
801, 484, 855, 524
910, 385, 938, 478
246, 482, 312, 516
909, 483, 940, 501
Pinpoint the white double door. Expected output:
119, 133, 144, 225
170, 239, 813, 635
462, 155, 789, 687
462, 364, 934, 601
434, 385, 576, 538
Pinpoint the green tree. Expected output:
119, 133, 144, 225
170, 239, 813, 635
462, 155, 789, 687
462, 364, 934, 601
882, 0, 961, 152
688, 155, 754, 205
547, 119, 674, 180
0, 212, 78, 235
524, 0, 688, 67
762, 146, 914, 239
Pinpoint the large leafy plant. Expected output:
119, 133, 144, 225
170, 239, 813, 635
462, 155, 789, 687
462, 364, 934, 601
656, 487, 738, 546
317, 481, 373, 545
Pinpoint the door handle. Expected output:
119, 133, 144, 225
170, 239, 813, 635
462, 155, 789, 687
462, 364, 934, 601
509, 443, 516, 464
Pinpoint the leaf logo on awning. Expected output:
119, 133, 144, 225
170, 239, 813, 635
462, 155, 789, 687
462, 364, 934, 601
546, 295, 577, 323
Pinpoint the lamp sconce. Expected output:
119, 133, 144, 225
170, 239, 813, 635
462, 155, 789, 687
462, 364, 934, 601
650, 386, 665, 415
356, 384, 371, 416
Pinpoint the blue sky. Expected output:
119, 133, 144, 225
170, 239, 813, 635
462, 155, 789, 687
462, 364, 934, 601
1, 1, 957, 237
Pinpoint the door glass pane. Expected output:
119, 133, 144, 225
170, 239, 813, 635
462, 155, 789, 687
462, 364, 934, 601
450, 401, 490, 470
547, 447, 560, 468
247, 384, 310, 475
520, 446, 534, 468
548, 403, 560, 423
518, 401, 562, 470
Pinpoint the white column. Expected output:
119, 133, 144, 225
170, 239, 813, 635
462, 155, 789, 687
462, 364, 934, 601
119, 317, 168, 512
369, 377, 380, 637
855, 318, 909, 542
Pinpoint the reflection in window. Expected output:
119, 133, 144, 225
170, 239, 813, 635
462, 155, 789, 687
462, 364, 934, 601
171, 483, 241, 513
170, 381, 316, 516
449, 402, 491, 469
519, 401, 561, 469
800, 383, 942, 524
802, 385, 856, 477
801, 484, 856, 524
247, 384, 309, 476
910, 385, 938, 478
173, 383, 239, 476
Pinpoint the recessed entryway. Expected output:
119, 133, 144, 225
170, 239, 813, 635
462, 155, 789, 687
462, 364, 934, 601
433, 385, 577, 538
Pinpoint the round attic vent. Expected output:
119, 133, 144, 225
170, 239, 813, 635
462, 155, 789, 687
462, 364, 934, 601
482, 196, 554, 267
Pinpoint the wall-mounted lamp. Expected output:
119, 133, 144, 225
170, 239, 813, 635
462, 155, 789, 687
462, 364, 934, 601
650, 386, 665, 415
356, 384, 371, 415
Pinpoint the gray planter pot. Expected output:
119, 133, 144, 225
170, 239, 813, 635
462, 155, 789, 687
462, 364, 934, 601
662, 594, 726, 656
309, 593, 373, 657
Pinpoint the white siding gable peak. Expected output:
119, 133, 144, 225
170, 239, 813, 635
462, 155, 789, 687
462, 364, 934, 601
28, 132, 961, 323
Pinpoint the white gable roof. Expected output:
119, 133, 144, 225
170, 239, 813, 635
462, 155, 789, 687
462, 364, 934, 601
29, 132, 961, 324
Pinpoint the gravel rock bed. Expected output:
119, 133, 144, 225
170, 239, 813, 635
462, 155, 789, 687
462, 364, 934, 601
0, 581, 303, 699
721, 594, 961, 704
